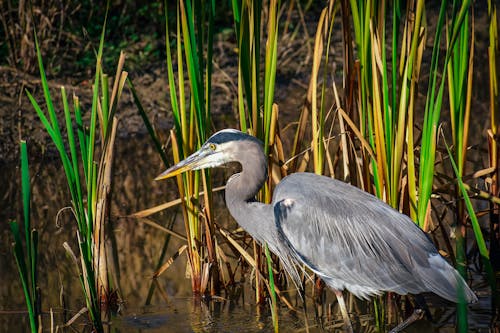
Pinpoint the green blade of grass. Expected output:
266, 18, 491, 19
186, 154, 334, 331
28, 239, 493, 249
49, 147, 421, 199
18, 140, 37, 332
391, 0, 400, 114
443, 136, 495, 287
20, 141, 31, 269
33, 29, 62, 144
101, 73, 109, 139
73, 96, 89, 181
263, 0, 279, 154
418, 0, 461, 228
311, 8, 327, 175
126, 78, 169, 167
265, 244, 278, 333
164, 0, 182, 147
205, 0, 215, 121
62, 87, 85, 225
10, 222, 36, 332
180, 0, 206, 142
30, 228, 38, 315
20, 141, 38, 317
26, 91, 80, 227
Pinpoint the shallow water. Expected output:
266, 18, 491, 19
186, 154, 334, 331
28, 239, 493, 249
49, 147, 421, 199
0, 294, 495, 332
98, 296, 495, 333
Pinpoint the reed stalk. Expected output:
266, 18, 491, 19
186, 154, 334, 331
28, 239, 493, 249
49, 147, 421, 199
265, 244, 279, 333
446, 7, 475, 330
9, 141, 40, 333
163, 0, 216, 294
443, 133, 494, 298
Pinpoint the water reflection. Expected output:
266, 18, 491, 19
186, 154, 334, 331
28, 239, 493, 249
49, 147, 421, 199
109, 294, 493, 332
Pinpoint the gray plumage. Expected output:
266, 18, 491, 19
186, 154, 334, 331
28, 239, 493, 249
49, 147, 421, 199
157, 129, 477, 305
273, 173, 476, 302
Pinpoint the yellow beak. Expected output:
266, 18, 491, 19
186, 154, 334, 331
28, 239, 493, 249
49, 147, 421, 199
155, 148, 211, 180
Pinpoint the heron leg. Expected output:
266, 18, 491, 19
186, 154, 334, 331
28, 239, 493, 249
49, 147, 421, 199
388, 308, 424, 333
334, 290, 353, 333
414, 294, 432, 321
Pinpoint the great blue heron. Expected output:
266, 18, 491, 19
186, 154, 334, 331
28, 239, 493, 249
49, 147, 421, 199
156, 129, 477, 332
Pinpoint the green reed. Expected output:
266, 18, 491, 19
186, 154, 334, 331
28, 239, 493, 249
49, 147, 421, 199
9, 141, 40, 333
26, 12, 127, 331
265, 244, 279, 333
418, 0, 470, 229
444, 135, 492, 332
26, 34, 101, 331
232, 0, 279, 150
232, 0, 261, 135
163, 0, 216, 294
347, 0, 425, 209
446, 7, 474, 330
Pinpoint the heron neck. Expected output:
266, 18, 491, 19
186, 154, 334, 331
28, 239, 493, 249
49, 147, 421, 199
226, 141, 268, 202
224, 150, 274, 244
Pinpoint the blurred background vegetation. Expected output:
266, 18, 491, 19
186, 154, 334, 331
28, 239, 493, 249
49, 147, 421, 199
0, 1, 238, 75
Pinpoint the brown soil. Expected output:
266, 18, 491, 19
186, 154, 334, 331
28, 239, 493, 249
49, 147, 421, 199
0, 16, 317, 164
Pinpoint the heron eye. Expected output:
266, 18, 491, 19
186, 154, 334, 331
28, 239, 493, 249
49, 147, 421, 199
208, 143, 217, 151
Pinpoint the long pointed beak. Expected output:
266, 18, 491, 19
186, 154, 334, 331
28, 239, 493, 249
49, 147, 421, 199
155, 149, 210, 180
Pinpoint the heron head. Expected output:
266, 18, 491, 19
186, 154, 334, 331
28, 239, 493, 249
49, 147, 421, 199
155, 129, 262, 180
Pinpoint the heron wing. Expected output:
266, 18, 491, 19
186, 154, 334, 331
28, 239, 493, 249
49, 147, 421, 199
273, 173, 468, 301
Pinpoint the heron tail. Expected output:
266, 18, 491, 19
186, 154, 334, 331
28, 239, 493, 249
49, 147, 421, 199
419, 254, 477, 303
